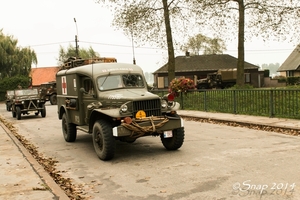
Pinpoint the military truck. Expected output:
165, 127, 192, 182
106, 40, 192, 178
11, 88, 46, 120
39, 81, 57, 105
56, 58, 184, 160
5, 90, 15, 111
197, 68, 237, 89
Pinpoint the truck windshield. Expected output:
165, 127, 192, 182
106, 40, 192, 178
97, 74, 145, 91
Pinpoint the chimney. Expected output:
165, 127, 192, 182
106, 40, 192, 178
185, 51, 190, 57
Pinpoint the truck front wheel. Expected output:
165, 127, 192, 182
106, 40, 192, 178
62, 113, 77, 142
92, 120, 116, 160
160, 127, 185, 150
41, 104, 46, 117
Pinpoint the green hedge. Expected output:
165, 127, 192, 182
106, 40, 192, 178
0, 76, 31, 101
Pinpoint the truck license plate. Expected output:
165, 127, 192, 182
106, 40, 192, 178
163, 130, 173, 138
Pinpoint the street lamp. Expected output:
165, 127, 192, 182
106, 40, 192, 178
74, 18, 79, 57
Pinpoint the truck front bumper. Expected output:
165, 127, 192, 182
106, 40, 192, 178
112, 116, 184, 137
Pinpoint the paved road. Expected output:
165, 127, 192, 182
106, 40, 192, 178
1, 103, 300, 200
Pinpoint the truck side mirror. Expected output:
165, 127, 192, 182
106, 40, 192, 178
80, 87, 88, 94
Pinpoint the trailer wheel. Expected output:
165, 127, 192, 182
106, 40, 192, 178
16, 107, 21, 120
41, 104, 46, 117
50, 94, 57, 105
160, 127, 185, 150
92, 120, 116, 160
62, 113, 77, 142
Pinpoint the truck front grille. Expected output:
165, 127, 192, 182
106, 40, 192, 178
133, 99, 161, 117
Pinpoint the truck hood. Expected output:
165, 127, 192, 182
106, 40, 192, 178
99, 89, 160, 101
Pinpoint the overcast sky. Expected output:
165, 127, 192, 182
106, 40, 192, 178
1, 0, 297, 73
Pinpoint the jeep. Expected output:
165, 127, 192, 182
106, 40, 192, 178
56, 58, 184, 160
11, 88, 46, 120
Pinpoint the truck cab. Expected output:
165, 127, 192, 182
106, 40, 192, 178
56, 58, 185, 160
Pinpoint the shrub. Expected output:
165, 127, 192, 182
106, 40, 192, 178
169, 77, 195, 97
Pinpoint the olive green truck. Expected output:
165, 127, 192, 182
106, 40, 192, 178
56, 58, 185, 160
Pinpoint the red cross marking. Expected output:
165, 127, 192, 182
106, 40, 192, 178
62, 76, 67, 95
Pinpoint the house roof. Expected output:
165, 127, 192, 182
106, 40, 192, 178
153, 54, 259, 73
277, 44, 300, 72
30, 66, 60, 86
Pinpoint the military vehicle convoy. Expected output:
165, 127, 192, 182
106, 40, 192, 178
11, 88, 46, 120
56, 57, 185, 160
39, 81, 57, 105
197, 68, 237, 89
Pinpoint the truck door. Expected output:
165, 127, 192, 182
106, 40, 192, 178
81, 77, 97, 124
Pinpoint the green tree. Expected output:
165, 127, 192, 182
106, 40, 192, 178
0, 29, 36, 78
182, 34, 226, 55
57, 44, 100, 65
193, 0, 300, 87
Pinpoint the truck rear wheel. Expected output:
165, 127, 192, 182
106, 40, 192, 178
62, 113, 77, 142
16, 106, 21, 120
160, 127, 185, 150
50, 94, 57, 105
92, 120, 116, 160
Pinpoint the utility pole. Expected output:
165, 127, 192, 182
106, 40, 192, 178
74, 18, 79, 58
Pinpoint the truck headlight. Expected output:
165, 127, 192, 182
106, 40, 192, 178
161, 100, 167, 108
120, 104, 128, 113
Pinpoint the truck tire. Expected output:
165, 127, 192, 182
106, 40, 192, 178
12, 109, 16, 118
16, 106, 21, 120
41, 104, 46, 117
160, 127, 185, 150
62, 113, 77, 142
92, 120, 116, 160
50, 94, 57, 105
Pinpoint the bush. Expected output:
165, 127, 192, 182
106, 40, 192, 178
169, 77, 195, 97
287, 77, 300, 85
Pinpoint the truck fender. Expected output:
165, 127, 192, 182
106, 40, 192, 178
58, 105, 68, 120
93, 108, 123, 118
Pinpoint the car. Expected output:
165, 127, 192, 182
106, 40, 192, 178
11, 88, 46, 120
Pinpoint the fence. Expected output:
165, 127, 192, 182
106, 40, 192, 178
151, 89, 300, 119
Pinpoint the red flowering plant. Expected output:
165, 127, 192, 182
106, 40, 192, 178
168, 77, 195, 97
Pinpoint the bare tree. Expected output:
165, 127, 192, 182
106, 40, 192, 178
182, 34, 226, 55
96, 0, 192, 83
192, 0, 300, 86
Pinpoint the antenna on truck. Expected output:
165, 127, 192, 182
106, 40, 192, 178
131, 27, 136, 65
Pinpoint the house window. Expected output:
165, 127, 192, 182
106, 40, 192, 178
244, 73, 251, 83
164, 77, 169, 88
286, 71, 294, 77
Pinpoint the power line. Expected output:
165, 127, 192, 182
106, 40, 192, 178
30, 41, 73, 47
27, 40, 295, 53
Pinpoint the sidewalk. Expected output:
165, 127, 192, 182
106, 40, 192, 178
178, 110, 300, 131
0, 110, 299, 200
0, 121, 69, 200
